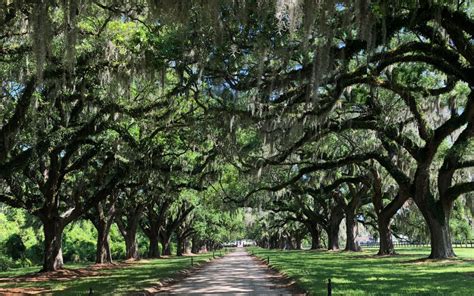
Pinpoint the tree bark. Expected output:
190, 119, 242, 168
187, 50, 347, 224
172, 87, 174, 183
148, 234, 160, 258
419, 203, 455, 258
160, 233, 172, 256
327, 210, 343, 251
427, 219, 455, 258
176, 236, 184, 256
191, 236, 200, 254
141, 199, 171, 259
278, 236, 286, 249
184, 237, 191, 254
342, 183, 364, 252
91, 201, 116, 264
285, 235, 295, 250
176, 231, 194, 256
344, 213, 361, 251
124, 234, 139, 260
414, 165, 455, 258
117, 212, 141, 260
377, 215, 395, 255
160, 202, 194, 255
306, 223, 322, 249
370, 168, 406, 256
327, 226, 340, 251
269, 234, 279, 249
95, 220, 113, 264
42, 218, 64, 272
295, 237, 302, 250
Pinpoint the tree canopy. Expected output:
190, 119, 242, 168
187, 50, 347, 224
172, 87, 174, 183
0, 0, 473, 272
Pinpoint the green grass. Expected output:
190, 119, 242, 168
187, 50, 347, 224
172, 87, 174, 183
0, 253, 215, 295
249, 247, 474, 296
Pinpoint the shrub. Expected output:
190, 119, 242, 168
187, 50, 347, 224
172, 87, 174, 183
15, 258, 33, 268
63, 240, 95, 262
26, 243, 44, 264
0, 255, 14, 271
62, 220, 96, 262
5, 234, 26, 260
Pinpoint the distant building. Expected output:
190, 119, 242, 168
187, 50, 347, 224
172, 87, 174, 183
223, 239, 256, 247
355, 235, 375, 244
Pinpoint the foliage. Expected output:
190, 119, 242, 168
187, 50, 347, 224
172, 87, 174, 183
63, 221, 97, 263
0, 255, 13, 272
4, 234, 26, 261
0, 0, 473, 279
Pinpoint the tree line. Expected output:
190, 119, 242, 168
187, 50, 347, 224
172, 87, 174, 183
0, 0, 473, 272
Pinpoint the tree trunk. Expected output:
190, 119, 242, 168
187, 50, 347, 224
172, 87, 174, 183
176, 236, 184, 256
327, 227, 340, 251
327, 215, 342, 251
307, 224, 321, 249
95, 220, 113, 264
125, 234, 139, 260
269, 235, 279, 249
278, 236, 286, 249
106, 240, 112, 262
415, 199, 456, 259
295, 237, 302, 250
345, 214, 360, 252
119, 222, 139, 260
427, 220, 455, 258
116, 205, 142, 261
377, 215, 395, 255
141, 201, 169, 259
42, 219, 64, 272
370, 168, 409, 256
184, 237, 191, 254
160, 233, 172, 256
421, 206, 455, 258
191, 236, 200, 254
89, 198, 117, 264
285, 235, 295, 250
148, 234, 160, 258
162, 242, 171, 256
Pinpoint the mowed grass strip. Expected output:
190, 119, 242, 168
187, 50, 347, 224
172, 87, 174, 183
0, 253, 214, 295
249, 247, 474, 296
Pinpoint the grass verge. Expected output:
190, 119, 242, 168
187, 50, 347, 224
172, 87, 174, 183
0, 253, 215, 295
249, 247, 474, 296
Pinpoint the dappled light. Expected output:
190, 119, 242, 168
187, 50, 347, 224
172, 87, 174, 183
0, 0, 473, 294
251, 247, 474, 295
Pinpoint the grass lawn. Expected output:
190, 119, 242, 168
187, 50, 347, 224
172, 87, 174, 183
0, 253, 215, 295
249, 247, 474, 296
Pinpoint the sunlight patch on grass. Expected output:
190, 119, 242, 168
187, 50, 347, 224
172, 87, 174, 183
250, 247, 474, 296
0, 254, 214, 295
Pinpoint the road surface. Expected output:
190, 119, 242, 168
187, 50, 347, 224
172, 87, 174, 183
159, 249, 294, 295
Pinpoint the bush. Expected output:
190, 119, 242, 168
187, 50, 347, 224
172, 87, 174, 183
0, 255, 14, 271
62, 220, 96, 262
5, 234, 26, 260
110, 224, 125, 259
15, 258, 33, 268
26, 243, 44, 264
63, 240, 95, 262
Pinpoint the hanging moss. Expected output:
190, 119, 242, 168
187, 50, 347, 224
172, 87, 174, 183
62, 0, 80, 72
30, 1, 52, 80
